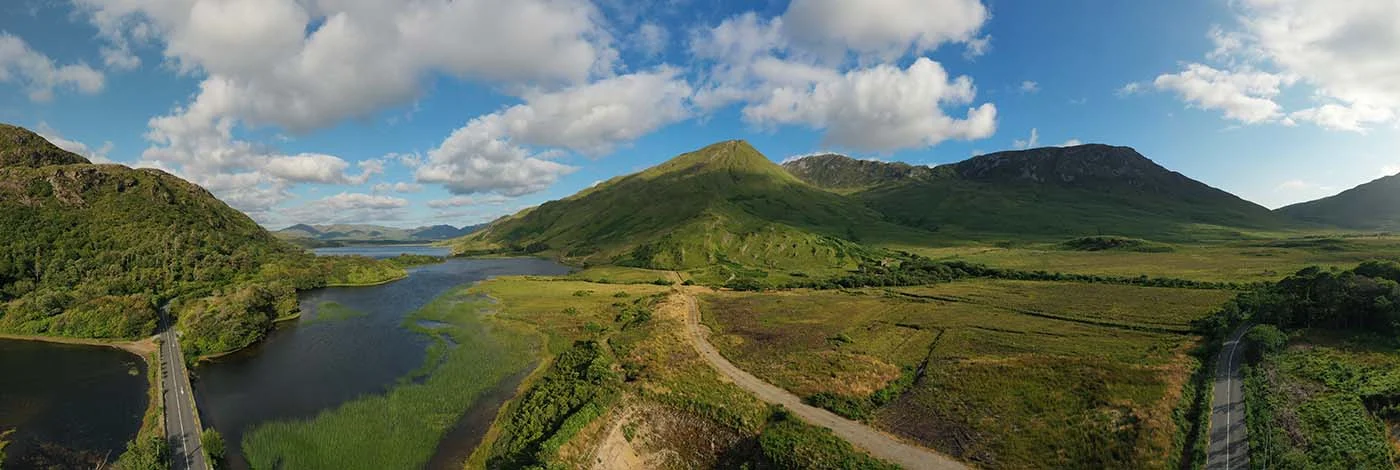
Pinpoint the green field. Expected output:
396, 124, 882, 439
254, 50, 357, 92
902, 235, 1400, 283
1245, 332, 1400, 469
699, 281, 1234, 468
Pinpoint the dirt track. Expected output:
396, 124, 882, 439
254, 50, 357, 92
671, 275, 967, 470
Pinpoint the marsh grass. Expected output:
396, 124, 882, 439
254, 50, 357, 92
303, 301, 367, 325
239, 288, 538, 470
700, 280, 1232, 468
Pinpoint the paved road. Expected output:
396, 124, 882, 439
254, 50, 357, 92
671, 278, 966, 470
159, 308, 208, 470
1207, 325, 1251, 470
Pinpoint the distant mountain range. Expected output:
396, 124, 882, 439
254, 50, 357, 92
275, 223, 486, 244
783, 145, 1293, 240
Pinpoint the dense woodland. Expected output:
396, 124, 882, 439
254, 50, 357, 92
1206, 260, 1400, 338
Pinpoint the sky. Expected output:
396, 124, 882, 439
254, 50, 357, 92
2, 0, 1398, 229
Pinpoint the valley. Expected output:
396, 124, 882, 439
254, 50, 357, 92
4, 126, 1400, 470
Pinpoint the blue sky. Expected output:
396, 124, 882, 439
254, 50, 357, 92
3, 0, 1397, 228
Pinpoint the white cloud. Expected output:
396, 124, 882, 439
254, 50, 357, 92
1012, 128, 1039, 149
963, 35, 991, 59
427, 195, 510, 208
275, 192, 410, 225
1153, 0, 1400, 131
416, 68, 693, 196
743, 58, 996, 151
1153, 64, 1295, 124
1379, 164, 1400, 178
0, 33, 104, 101
76, 0, 615, 133
1117, 82, 1145, 96
781, 0, 988, 61
35, 123, 114, 163
633, 22, 669, 57
1060, 138, 1083, 147
262, 153, 380, 184
1019, 80, 1039, 93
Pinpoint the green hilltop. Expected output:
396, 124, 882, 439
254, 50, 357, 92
1276, 173, 1400, 230
454, 140, 929, 276
0, 124, 399, 352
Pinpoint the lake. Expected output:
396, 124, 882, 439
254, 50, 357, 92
0, 340, 148, 469
312, 245, 452, 259
193, 256, 570, 469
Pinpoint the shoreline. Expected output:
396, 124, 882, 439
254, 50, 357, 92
0, 332, 157, 357
324, 271, 409, 288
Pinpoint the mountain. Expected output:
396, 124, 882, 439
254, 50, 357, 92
0, 123, 309, 339
454, 140, 925, 273
275, 223, 485, 243
1277, 174, 1400, 230
784, 144, 1292, 240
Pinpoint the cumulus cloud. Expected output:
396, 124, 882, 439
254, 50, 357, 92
274, 192, 410, 225
1151, 0, 1400, 131
1019, 80, 1039, 93
781, 0, 988, 61
0, 33, 104, 101
76, 0, 615, 133
743, 58, 996, 151
1153, 64, 1295, 124
1012, 128, 1039, 149
1060, 138, 1083, 147
262, 154, 381, 184
632, 22, 669, 57
417, 68, 693, 195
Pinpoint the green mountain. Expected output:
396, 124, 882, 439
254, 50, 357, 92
454, 140, 925, 274
0, 124, 399, 349
1276, 174, 1400, 230
785, 144, 1292, 240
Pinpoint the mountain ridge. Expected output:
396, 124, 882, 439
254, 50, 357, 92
1276, 173, 1400, 230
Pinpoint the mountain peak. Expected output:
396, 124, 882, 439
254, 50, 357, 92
0, 123, 92, 168
647, 139, 791, 180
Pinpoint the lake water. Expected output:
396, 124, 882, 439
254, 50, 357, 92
312, 245, 452, 259
193, 256, 570, 469
0, 340, 148, 469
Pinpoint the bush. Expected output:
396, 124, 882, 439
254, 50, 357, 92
201, 428, 226, 469
113, 436, 168, 470
1244, 324, 1288, 361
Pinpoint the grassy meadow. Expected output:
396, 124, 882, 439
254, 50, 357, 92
698, 280, 1235, 469
901, 234, 1400, 283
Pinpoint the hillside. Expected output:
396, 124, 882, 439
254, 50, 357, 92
785, 145, 1293, 240
0, 124, 399, 347
275, 223, 485, 244
1276, 174, 1400, 230
454, 141, 926, 275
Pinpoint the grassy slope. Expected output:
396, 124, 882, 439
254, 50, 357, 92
453, 141, 927, 274
699, 281, 1233, 468
1277, 173, 1400, 230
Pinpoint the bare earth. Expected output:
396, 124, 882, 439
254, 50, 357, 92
670, 275, 967, 470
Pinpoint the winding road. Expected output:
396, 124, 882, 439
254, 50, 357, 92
1206, 325, 1251, 470
159, 308, 209, 470
671, 277, 966, 470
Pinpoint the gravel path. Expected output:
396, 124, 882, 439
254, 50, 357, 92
672, 278, 967, 470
